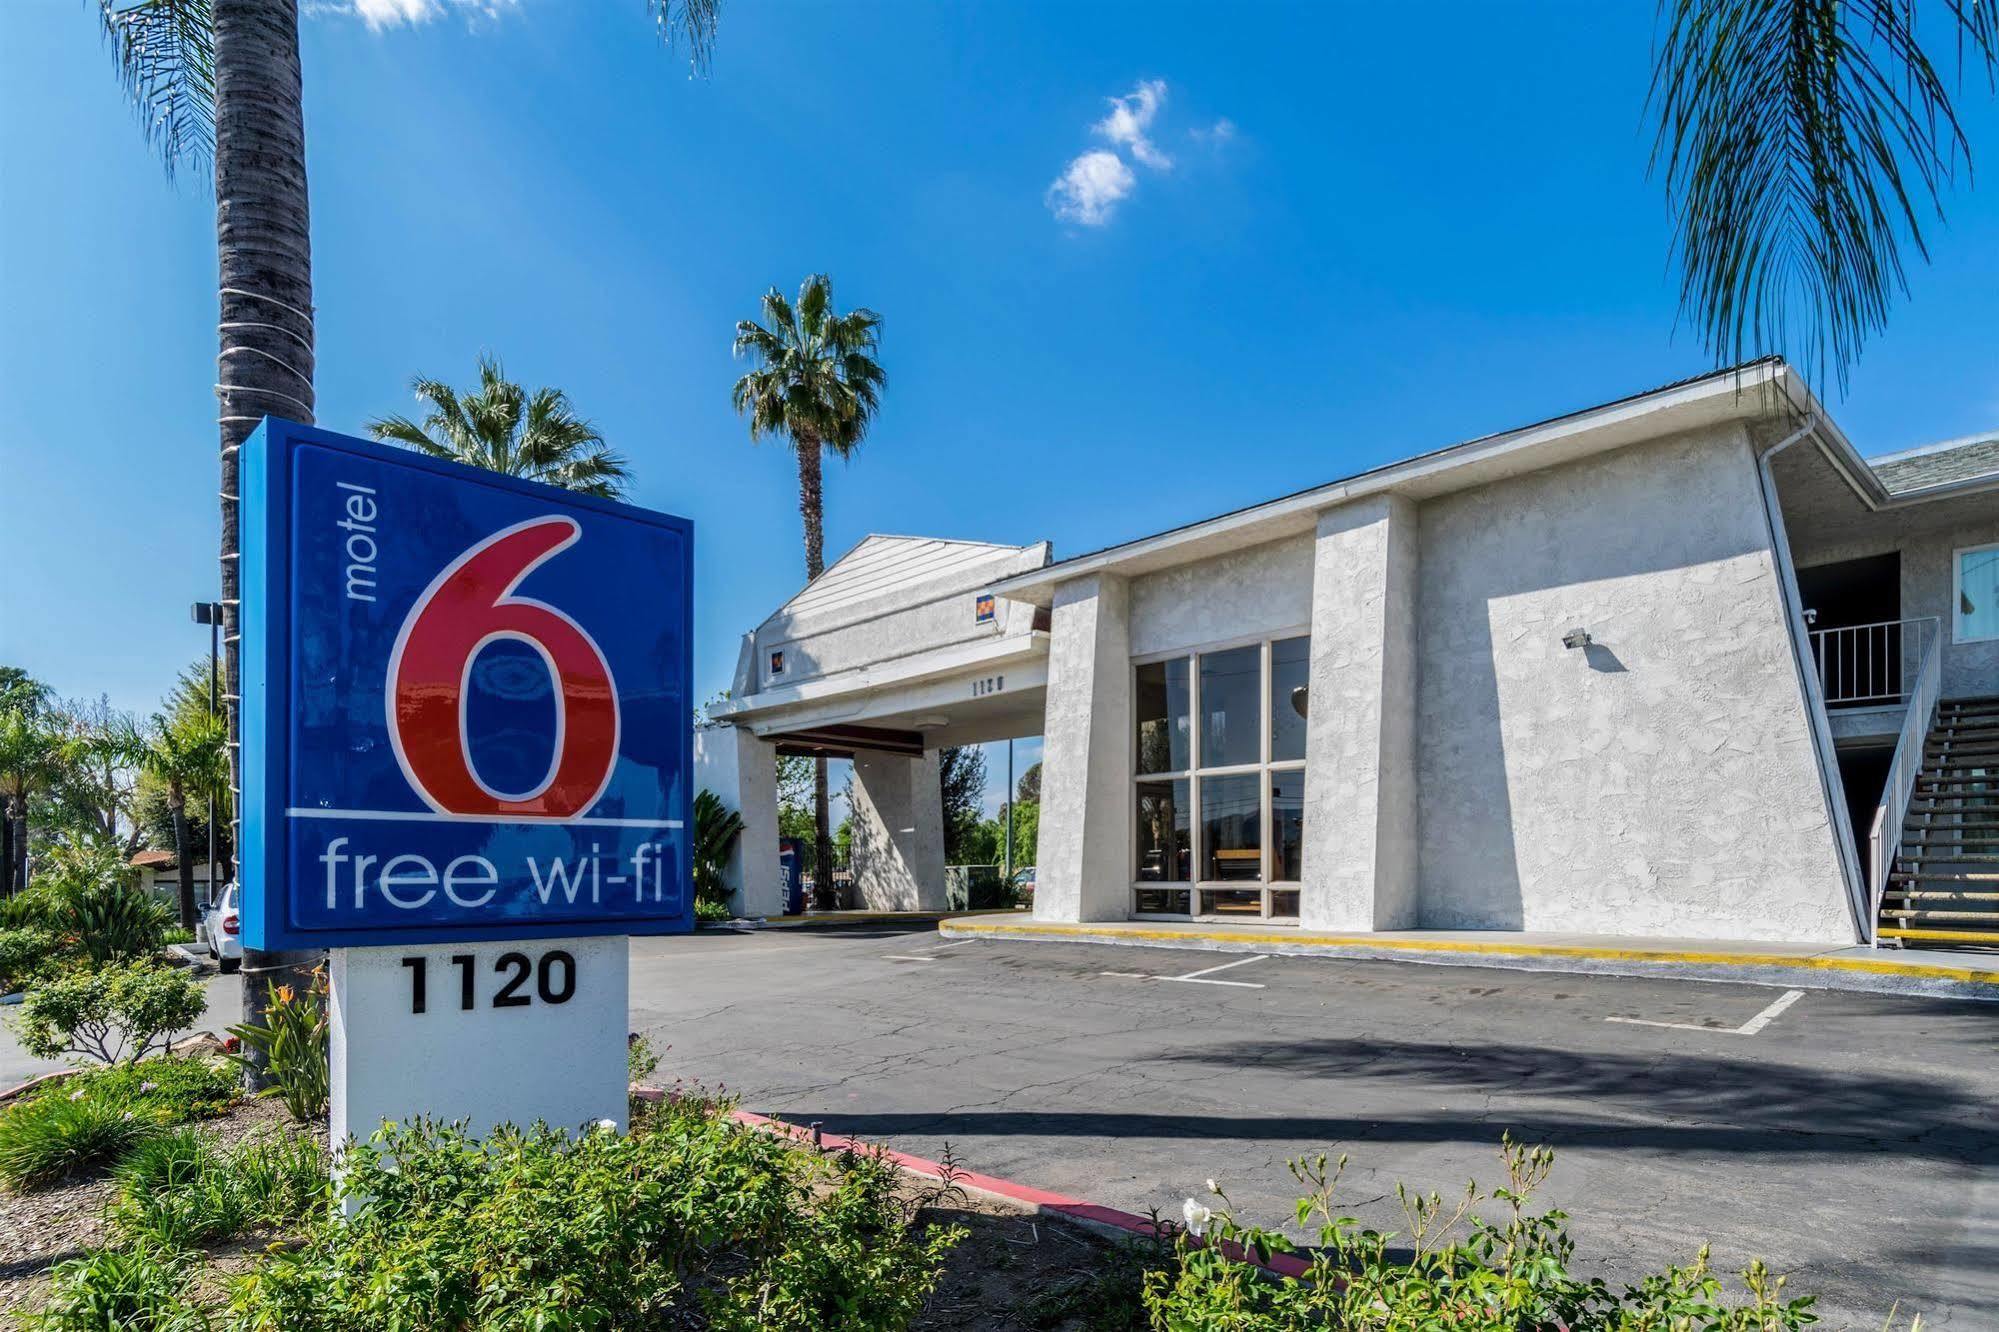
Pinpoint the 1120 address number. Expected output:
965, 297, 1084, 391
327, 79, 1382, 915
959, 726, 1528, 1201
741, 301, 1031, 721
399, 950, 576, 1014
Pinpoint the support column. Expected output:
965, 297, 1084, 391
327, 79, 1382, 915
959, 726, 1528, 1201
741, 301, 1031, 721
850, 748, 946, 911
1301, 495, 1420, 931
692, 724, 783, 918
1034, 574, 1132, 923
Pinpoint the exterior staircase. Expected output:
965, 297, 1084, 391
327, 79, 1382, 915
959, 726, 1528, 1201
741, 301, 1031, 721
1884, 695, 1999, 947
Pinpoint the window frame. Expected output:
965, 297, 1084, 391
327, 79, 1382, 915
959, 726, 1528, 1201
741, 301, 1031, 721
1129, 628, 1309, 923
1954, 542, 1999, 645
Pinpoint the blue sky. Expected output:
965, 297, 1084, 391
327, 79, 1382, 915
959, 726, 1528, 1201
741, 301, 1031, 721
4, 0, 1996, 821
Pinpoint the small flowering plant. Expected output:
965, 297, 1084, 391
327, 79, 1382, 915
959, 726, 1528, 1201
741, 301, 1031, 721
1143, 1137, 1831, 1331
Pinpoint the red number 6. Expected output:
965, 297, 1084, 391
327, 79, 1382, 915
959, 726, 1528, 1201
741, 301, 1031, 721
387, 517, 619, 818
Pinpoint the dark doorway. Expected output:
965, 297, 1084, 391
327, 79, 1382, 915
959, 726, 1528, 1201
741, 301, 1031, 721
1835, 744, 1895, 862
1796, 553, 1902, 706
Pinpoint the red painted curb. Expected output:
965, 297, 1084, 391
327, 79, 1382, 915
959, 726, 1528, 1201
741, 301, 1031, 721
633, 1086, 1310, 1280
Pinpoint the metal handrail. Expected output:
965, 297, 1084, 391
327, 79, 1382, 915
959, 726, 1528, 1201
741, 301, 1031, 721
1808, 617, 1920, 706
1866, 616, 1943, 947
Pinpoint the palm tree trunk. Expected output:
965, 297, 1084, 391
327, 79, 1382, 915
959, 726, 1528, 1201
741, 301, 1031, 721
794, 436, 836, 904
0, 808, 13, 897
171, 798, 197, 930
214, 0, 319, 1088
6, 804, 25, 895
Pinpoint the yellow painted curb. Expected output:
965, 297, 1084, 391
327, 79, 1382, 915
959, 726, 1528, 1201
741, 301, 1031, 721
937, 918, 1999, 988
1880, 926, 1999, 946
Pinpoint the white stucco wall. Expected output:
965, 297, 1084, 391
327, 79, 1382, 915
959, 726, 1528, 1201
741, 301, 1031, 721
848, 748, 946, 911
1413, 425, 1854, 943
1128, 535, 1313, 658
1034, 574, 1133, 922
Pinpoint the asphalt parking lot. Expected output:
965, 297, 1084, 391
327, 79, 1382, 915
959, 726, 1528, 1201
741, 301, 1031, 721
631, 924, 1999, 1329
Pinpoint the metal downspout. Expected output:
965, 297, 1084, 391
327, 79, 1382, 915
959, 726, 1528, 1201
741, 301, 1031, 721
1753, 419, 1872, 941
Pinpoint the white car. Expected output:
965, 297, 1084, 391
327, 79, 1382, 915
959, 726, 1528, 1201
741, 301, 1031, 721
201, 884, 242, 972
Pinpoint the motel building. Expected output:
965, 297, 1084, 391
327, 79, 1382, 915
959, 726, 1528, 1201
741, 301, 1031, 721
700, 360, 1999, 950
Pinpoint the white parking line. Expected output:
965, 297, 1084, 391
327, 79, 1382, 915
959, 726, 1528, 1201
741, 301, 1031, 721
883, 955, 939, 963
1102, 954, 1271, 989
1605, 988, 1805, 1036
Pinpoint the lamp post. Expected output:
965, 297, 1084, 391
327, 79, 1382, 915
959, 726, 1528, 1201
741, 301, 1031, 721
191, 602, 221, 906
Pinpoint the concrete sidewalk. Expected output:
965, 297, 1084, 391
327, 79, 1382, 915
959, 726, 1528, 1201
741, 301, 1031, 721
938, 914, 1999, 1000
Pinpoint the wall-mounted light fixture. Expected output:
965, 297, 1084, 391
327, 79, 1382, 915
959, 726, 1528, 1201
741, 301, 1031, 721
1561, 627, 1593, 650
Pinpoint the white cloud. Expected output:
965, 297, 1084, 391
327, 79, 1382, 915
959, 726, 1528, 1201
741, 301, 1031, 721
1045, 149, 1137, 227
315, 0, 516, 31
1194, 117, 1236, 143
1093, 79, 1171, 170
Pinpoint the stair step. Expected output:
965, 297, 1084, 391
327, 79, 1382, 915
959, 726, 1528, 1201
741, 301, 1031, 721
1914, 777, 1999, 790
1882, 891, 1999, 903
1877, 926, 1999, 945
1890, 869, 1999, 881
1924, 751, 1999, 766
1897, 856, 1999, 868
1880, 909, 1999, 923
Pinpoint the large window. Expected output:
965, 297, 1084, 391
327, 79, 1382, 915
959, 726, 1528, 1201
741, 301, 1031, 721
1957, 543, 1999, 643
1132, 634, 1309, 920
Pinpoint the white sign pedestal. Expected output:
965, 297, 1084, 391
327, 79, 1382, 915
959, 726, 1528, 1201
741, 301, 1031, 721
329, 935, 629, 1152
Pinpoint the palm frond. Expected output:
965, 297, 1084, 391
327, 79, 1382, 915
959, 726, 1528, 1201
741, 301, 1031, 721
648, 0, 719, 76
374, 356, 630, 499
97, 0, 214, 184
1651, 0, 1998, 388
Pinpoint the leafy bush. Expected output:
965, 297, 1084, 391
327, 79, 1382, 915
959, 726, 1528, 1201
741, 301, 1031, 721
18, 842, 174, 966
627, 1030, 662, 1085
0, 1094, 157, 1190
1143, 1137, 1832, 1331
21, 1239, 210, 1331
695, 897, 733, 923
111, 1129, 248, 1248
13, 962, 207, 1064
82, 1055, 238, 1123
703, 1146, 964, 1331
0, 925, 59, 994
226, 969, 328, 1122
693, 788, 745, 906
227, 1100, 935, 1331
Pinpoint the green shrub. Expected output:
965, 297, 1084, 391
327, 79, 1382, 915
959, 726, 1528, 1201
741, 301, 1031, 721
1141, 1138, 1831, 1331
13, 962, 207, 1064
111, 1129, 247, 1248
229, 1104, 817, 1330
226, 969, 328, 1123
27, 842, 174, 966
627, 1030, 662, 1085
82, 1056, 238, 1123
703, 1147, 964, 1331
22, 1239, 209, 1331
0, 1093, 157, 1189
695, 897, 733, 923
0, 925, 59, 994
693, 788, 745, 906
162, 926, 196, 946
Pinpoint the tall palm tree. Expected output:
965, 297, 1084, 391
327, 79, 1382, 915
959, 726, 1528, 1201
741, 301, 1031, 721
90, 0, 719, 1075
1653, 0, 1997, 387
139, 713, 228, 929
0, 707, 67, 897
732, 275, 886, 898
367, 356, 631, 499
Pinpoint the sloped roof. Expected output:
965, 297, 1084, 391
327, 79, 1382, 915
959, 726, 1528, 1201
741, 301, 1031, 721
775, 535, 1034, 622
1869, 434, 1999, 494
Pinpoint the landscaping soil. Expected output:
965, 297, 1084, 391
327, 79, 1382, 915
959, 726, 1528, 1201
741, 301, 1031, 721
0, 1096, 302, 1319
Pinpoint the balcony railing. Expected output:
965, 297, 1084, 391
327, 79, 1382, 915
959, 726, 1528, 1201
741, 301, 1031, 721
1808, 618, 1933, 707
